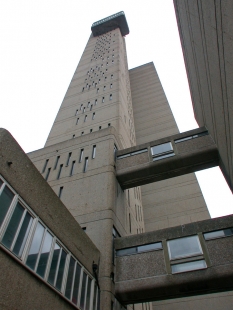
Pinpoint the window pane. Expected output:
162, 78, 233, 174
48, 243, 60, 285
26, 222, 45, 270
2, 202, 24, 249
80, 272, 87, 309
151, 142, 173, 156
36, 231, 53, 278
72, 263, 82, 305
168, 236, 202, 260
116, 247, 137, 257
65, 257, 76, 299
92, 283, 97, 310
55, 249, 67, 291
13, 212, 33, 257
171, 260, 207, 274
85, 277, 92, 310
0, 186, 14, 227
137, 242, 162, 253
204, 228, 233, 240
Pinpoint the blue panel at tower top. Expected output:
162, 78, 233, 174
91, 11, 129, 37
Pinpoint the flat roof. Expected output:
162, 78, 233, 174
91, 11, 129, 37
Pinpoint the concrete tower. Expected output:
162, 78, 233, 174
28, 12, 209, 310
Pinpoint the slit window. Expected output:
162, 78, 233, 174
75, 110, 79, 115
76, 118, 79, 125
92, 113, 95, 120
83, 157, 88, 173
109, 94, 112, 100
81, 132, 84, 136
45, 168, 51, 181
92, 145, 96, 159
42, 159, 49, 173
54, 156, 60, 170
58, 187, 63, 198
110, 83, 112, 88
99, 126, 101, 130
57, 164, 63, 179
102, 97, 104, 103
79, 149, 84, 162
84, 115, 87, 122
95, 99, 97, 105
66, 152, 72, 166
70, 161, 76, 176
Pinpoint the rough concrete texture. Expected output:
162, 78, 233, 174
174, 0, 233, 193
0, 128, 100, 273
129, 62, 210, 232
116, 128, 219, 189
115, 215, 233, 304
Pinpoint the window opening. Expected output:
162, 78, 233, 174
92, 112, 95, 120
66, 152, 72, 166
57, 164, 63, 179
84, 115, 87, 122
75, 110, 79, 115
42, 159, 49, 173
109, 94, 112, 100
76, 118, 79, 125
83, 157, 88, 173
92, 145, 96, 159
70, 161, 76, 176
45, 168, 51, 181
99, 126, 101, 130
102, 97, 105, 103
58, 187, 63, 198
54, 156, 60, 170
79, 149, 84, 163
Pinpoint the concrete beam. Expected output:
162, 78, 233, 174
115, 215, 233, 304
116, 127, 219, 189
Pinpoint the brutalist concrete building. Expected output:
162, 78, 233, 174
1, 7, 233, 310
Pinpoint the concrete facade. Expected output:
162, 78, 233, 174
129, 63, 210, 232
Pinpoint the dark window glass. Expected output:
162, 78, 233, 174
0, 185, 14, 227
45, 168, 51, 181
58, 187, 63, 198
36, 231, 53, 278
85, 276, 92, 310
26, 222, 45, 270
13, 211, 33, 257
0, 179, 3, 188
42, 159, 49, 173
2, 202, 24, 249
48, 243, 60, 285
66, 152, 72, 166
65, 257, 76, 299
54, 156, 60, 170
80, 272, 87, 309
57, 164, 63, 179
55, 249, 67, 291
72, 263, 82, 305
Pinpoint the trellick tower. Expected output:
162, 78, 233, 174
28, 11, 209, 310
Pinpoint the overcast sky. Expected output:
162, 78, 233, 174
1, 0, 232, 217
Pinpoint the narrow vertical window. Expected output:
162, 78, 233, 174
70, 161, 76, 176
80, 104, 83, 110
99, 126, 101, 130
57, 164, 63, 179
129, 213, 131, 233
54, 156, 60, 170
83, 107, 85, 113
92, 112, 95, 120
111, 74, 113, 79
109, 94, 112, 100
103, 86, 106, 91
66, 152, 72, 166
75, 109, 79, 115
76, 118, 79, 125
79, 149, 84, 162
84, 115, 87, 122
90, 129, 93, 133
102, 97, 104, 103
110, 83, 112, 88
72, 134, 75, 138
95, 99, 97, 105
90, 105, 93, 111
87, 101, 90, 107
42, 159, 49, 173
45, 168, 51, 181
81, 131, 84, 135
58, 187, 63, 198
82, 87, 84, 92
92, 145, 96, 159
108, 123, 111, 127
97, 88, 99, 93
83, 157, 88, 173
